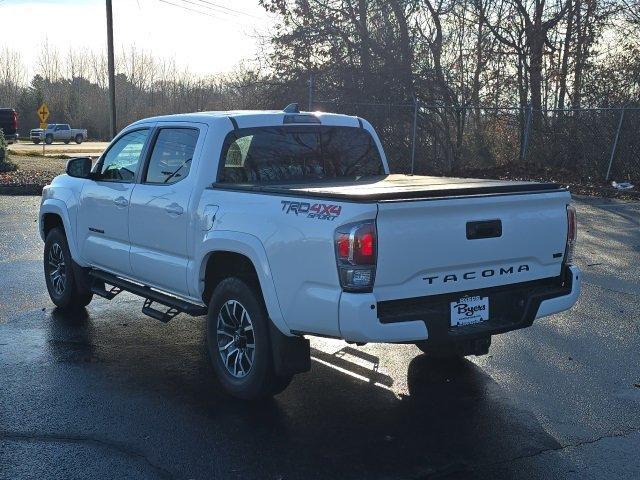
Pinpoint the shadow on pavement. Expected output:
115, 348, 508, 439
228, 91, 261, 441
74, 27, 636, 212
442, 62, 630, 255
26, 307, 571, 479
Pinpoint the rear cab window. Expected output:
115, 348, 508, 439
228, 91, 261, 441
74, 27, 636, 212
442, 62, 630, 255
218, 126, 384, 184
144, 128, 199, 184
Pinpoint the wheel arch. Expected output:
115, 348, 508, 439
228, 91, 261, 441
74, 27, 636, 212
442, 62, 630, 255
196, 232, 290, 335
40, 199, 80, 261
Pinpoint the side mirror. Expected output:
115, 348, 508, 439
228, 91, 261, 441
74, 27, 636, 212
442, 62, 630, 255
66, 157, 93, 179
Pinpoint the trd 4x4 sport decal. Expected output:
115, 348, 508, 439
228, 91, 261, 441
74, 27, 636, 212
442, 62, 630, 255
281, 200, 342, 221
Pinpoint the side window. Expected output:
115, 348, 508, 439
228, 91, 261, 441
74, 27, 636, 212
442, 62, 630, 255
224, 135, 253, 167
144, 128, 198, 184
61, 125, 70, 131
99, 129, 149, 182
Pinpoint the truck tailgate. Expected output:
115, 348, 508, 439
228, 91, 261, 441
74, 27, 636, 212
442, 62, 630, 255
374, 191, 570, 301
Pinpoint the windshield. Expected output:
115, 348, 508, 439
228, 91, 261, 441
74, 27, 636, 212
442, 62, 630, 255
218, 126, 385, 184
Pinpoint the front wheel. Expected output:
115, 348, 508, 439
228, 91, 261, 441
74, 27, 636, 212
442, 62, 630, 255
75, 135, 83, 144
207, 277, 292, 400
45, 135, 53, 145
44, 227, 93, 310
64, 140, 70, 144
33, 139, 41, 144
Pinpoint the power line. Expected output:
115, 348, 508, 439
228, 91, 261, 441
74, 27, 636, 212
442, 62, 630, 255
173, 0, 241, 18
190, 0, 260, 19
158, 0, 226, 20
158, 0, 260, 27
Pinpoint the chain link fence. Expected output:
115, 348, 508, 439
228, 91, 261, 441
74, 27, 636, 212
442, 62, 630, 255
311, 98, 640, 184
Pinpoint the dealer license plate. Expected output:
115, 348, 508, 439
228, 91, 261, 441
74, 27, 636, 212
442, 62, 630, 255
450, 296, 489, 327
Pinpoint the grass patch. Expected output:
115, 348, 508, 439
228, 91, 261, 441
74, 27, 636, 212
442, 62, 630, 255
0, 153, 65, 188
7, 149, 71, 159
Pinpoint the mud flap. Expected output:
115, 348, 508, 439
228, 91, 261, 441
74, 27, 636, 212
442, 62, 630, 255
269, 322, 311, 376
72, 261, 93, 296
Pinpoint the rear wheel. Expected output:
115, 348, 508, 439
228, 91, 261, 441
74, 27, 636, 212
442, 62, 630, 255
75, 134, 83, 144
207, 277, 292, 400
43, 227, 93, 310
64, 140, 70, 144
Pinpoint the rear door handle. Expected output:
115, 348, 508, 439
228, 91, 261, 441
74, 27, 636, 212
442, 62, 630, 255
165, 203, 184, 216
113, 196, 129, 208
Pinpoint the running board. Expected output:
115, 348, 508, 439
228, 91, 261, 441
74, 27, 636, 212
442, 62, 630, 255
88, 270, 207, 320
142, 298, 181, 323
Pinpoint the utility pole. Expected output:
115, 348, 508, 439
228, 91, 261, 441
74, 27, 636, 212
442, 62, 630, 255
410, 98, 418, 174
106, 0, 117, 139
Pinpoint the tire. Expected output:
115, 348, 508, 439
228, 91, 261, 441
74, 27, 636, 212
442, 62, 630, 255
64, 140, 70, 144
33, 139, 40, 144
43, 227, 93, 310
75, 135, 83, 144
45, 135, 53, 145
206, 277, 292, 400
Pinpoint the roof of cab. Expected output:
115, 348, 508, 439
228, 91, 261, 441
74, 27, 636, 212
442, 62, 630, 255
127, 110, 362, 130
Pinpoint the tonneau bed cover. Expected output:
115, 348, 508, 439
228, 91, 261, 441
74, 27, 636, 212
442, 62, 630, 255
212, 174, 564, 201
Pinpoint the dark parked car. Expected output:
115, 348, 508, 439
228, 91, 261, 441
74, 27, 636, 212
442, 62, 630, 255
0, 108, 19, 143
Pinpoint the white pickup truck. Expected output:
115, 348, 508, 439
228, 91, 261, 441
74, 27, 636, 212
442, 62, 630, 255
30, 123, 87, 145
39, 105, 581, 399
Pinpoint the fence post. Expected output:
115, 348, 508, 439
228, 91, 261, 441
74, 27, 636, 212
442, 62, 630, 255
605, 107, 625, 181
307, 73, 315, 111
410, 98, 418, 174
520, 104, 532, 162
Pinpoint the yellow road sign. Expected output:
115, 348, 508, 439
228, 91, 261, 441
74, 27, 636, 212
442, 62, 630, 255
40, 122, 48, 129
37, 103, 50, 123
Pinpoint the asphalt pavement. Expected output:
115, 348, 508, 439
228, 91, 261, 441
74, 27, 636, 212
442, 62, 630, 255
1, 195, 639, 480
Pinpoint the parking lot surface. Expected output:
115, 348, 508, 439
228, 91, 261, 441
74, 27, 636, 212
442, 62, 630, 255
1, 195, 639, 479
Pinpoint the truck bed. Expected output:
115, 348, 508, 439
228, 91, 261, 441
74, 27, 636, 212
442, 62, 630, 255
211, 174, 563, 202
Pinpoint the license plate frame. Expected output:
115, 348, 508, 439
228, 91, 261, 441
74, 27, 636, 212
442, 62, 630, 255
450, 295, 489, 327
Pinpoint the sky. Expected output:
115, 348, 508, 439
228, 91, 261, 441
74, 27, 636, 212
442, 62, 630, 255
0, 0, 275, 77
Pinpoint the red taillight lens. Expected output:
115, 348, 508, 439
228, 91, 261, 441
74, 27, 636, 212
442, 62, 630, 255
11, 111, 17, 130
335, 221, 377, 292
565, 205, 577, 264
337, 234, 350, 259
353, 227, 375, 264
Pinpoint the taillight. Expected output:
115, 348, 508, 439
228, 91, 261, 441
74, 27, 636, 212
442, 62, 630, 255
11, 111, 17, 130
335, 221, 377, 292
565, 205, 577, 264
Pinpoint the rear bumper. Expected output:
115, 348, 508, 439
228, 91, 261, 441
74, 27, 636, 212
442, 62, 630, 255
338, 265, 581, 343
5, 133, 18, 142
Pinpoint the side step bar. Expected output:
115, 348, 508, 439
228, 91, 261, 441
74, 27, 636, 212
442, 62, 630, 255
89, 269, 207, 321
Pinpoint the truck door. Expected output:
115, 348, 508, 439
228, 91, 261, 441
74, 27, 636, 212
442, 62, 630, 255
53, 124, 65, 141
59, 124, 71, 141
77, 128, 151, 275
128, 124, 204, 296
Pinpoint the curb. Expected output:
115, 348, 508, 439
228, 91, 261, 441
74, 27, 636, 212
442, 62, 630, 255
0, 184, 44, 196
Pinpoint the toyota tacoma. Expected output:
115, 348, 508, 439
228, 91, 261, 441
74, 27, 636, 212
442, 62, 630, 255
39, 105, 581, 399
